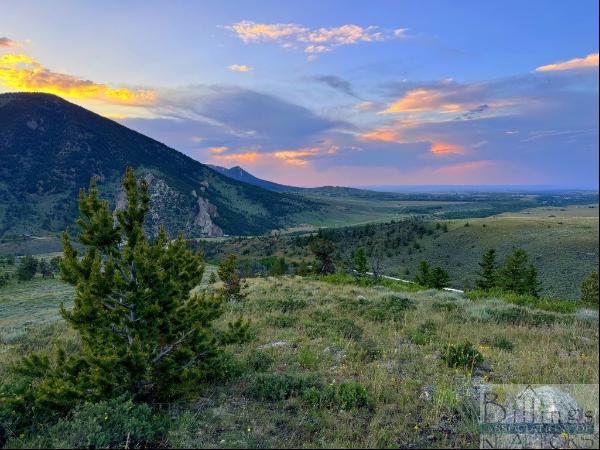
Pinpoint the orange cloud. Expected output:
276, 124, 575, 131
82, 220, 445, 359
430, 142, 466, 155
535, 53, 599, 72
382, 88, 473, 114
208, 146, 228, 154
213, 151, 259, 164
228, 64, 252, 72
273, 147, 320, 166
0, 54, 155, 105
359, 128, 403, 143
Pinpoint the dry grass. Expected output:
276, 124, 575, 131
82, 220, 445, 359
1, 275, 598, 448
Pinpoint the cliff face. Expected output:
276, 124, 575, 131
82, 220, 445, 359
0, 92, 321, 237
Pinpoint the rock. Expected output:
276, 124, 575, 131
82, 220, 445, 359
194, 197, 223, 237
259, 340, 288, 349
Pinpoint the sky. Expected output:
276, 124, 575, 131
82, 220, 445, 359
1, 0, 598, 188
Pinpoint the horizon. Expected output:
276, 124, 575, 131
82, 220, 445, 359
1, 0, 598, 187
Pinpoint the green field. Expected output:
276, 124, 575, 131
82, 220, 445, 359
383, 204, 599, 299
1, 275, 598, 448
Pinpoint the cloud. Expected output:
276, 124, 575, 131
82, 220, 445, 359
213, 151, 259, 164
430, 142, 466, 155
311, 75, 358, 98
354, 101, 375, 110
535, 53, 599, 72
208, 146, 228, 154
0, 54, 155, 105
359, 128, 404, 143
382, 84, 486, 114
227, 21, 405, 56
0, 37, 21, 48
228, 64, 252, 72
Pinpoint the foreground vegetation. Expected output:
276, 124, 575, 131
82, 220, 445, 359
1, 275, 598, 448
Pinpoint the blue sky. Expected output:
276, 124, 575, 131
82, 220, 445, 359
1, 0, 598, 187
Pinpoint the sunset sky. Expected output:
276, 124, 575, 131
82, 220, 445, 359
1, 0, 598, 187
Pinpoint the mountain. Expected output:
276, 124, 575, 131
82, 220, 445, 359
207, 165, 298, 193
0, 93, 321, 238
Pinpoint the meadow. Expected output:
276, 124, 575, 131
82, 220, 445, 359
1, 274, 598, 448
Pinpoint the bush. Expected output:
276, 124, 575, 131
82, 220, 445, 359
297, 347, 320, 370
249, 373, 322, 401
581, 271, 599, 306
302, 381, 370, 410
490, 336, 514, 352
441, 342, 484, 372
410, 320, 437, 345
246, 350, 274, 372
6, 397, 160, 449
16, 255, 38, 281
366, 295, 414, 322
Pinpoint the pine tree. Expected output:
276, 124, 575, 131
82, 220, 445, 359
353, 248, 369, 276
429, 267, 450, 289
415, 261, 431, 286
5, 169, 246, 427
497, 248, 533, 295
218, 254, 247, 301
16, 255, 38, 281
581, 271, 599, 306
524, 264, 541, 297
476, 248, 497, 290
309, 236, 336, 274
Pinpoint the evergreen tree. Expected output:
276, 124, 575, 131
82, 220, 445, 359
429, 267, 451, 289
38, 259, 53, 278
415, 261, 431, 286
218, 254, 247, 301
208, 272, 218, 284
309, 236, 336, 274
269, 257, 288, 276
581, 271, 599, 306
4, 169, 247, 429
49, 256, 62, 274
476, 248, 497, 290
524, 264, 541, 297
353, 248, 369, 276
497, 248, 534, 295
16, 255, 38, 281
295, 260, 310, 276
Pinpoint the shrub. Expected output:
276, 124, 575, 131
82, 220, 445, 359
246, 350, 274, 372
581, 271, 599, 306
491, 336, 514, 352
302, 381, 370, 410
16, 255, 38, 281
249, 373, 322, 401
6, 397, 160, 449
410, 320, 437, 345
277, 297, 308, 312
332, 317, 363, 340
366, 295, 414, 322
441, 342, 484, 371
297, 347, 320, 370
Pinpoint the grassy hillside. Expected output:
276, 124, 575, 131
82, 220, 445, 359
1, 275, 597, 448
193, 205, 598, 300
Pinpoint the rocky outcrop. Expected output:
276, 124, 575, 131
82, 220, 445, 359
112, 173, 222, 237
193, 197, 223, 237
